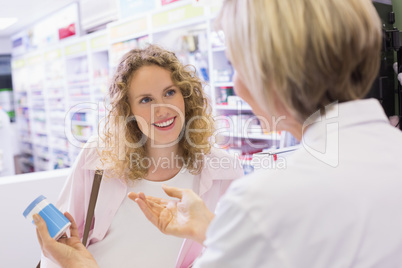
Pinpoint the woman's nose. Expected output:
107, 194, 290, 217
153, 103, 170, 118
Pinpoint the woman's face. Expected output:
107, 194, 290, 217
128, 65, 185, 145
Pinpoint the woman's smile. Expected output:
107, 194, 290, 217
152, 116, 177, 130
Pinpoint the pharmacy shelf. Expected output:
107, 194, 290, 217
12, 30, 111, 172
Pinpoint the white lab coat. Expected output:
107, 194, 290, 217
195, 99, 402, 268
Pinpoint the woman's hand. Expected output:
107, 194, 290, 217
34, 212, 98, 268
128, 185, 215, 245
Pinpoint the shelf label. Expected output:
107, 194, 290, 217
45, 49, 61, 61
12, 59, 25, 69
110, 17, 148, 41
152, 4, 205, 29
91, 34, 108, 50
27, 55, 43, 66
65, 41, 87, 56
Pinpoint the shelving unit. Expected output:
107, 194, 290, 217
12, 58, 34, 173
12, 30, 111, 172
44, 47, 70, 169
11, 0, 296, 173
25, 53, 50, 172
63, 38, 92, 164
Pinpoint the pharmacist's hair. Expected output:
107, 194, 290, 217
100, 44, 213, 182
216, 0, 382, 122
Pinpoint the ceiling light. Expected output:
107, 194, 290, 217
0, 18, 18, 31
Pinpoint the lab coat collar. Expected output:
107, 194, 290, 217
302, 98, 389, 143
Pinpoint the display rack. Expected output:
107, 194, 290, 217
45, 47, 70, 169
12, 30, 111, 172
12, 58, 34, 173
27, 53, 51, 171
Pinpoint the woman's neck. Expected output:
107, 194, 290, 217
146, 141, 181, 160
144, 141, 183, 181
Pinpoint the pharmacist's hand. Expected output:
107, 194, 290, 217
34, 212, 98, 268
128, 185, 214, 245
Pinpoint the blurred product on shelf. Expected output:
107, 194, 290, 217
0, 56, 15, 122
71, 112, 87, 122
0, 89, 15, 122
216, 86, 233, 105
210, 31, 225, 48
72, 125, 93, 140
213, 69, 232, 83
227, 95, 245, 106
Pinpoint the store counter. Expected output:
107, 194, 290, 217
0, 168, 70, 267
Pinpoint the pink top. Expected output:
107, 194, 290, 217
40, 137, 244, 268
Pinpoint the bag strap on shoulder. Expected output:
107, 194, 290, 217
82, 169, 104, 247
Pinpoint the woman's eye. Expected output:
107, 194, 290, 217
166, 89, 176, 97
140, 97, 152, 104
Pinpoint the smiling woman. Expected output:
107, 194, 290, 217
38, 44, 244, 268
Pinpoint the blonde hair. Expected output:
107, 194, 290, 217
217, 0, 382, 122
101, 44, 213, 181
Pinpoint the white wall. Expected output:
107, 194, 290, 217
80, 0, 118, 32
0, 37, 11, 54
0, 169, 69, 267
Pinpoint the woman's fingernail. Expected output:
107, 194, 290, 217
33, 214, 40, 223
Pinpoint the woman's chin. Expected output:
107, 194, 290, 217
146, 136, 181, 147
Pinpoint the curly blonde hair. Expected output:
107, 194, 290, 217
100, 44, 213, 182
